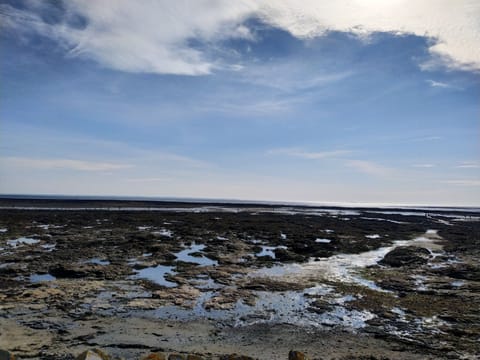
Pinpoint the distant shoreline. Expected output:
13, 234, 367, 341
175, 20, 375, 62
0, 194, 478, 215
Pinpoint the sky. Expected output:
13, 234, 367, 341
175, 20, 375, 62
0, 0, 479, 206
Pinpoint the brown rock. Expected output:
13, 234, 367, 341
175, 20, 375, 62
0, 349, 15, 360
76, 349, 110, 360
219, 355, 254, 360
142, 353, 167, 360
168, 354, 185, 360
289, 350, 309, 360
186, 355, 204, 360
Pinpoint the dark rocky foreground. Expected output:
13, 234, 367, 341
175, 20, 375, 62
0, 199, 479, 359
1, 348, 313, 360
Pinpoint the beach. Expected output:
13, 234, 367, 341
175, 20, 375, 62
0, 199, 479, 359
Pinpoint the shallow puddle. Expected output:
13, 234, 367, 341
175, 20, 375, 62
85, 258, 110, 265
139, 287, 374, 330
191, 276, 222, 290
7, 237, 40, 248
133, 265, 177, 287
251, 230, 443, 292
174, 244, 218, 266
30, 273, 56, 282
255, 245, 287, 259
41, 244, 56, 251
152, 229, 172, 237
250, 263, 302, 277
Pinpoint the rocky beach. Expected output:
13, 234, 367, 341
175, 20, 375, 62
0, 199, 479, 359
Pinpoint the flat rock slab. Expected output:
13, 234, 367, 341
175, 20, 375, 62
0, 319, 53, 356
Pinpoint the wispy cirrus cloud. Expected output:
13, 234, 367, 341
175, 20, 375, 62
1, 0, 479, 75
125, 177, 173, 183
409, 135, 443, 142
443, 179, 480, 187
267, 148, 352, 159
456, 161, 480, 169
267, 149, 396, 178
426, 79, 462, 90
413, 163, 436, 168
2, 156, 132, 172
345, 160, 394, 177
198, 97, 301, 115
0, 1, 256, 75
426, 80, 449, 88
239, 62, 353, 92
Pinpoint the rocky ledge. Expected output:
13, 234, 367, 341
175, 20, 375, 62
1, 349, 311, 360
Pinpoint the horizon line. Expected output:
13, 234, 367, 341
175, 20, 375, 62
1, 193, 479, 211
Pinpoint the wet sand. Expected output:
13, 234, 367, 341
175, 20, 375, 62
0, 199, 479, 359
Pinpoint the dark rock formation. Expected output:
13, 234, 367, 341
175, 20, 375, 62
0, 350, 15, 360
274, 248, 306, 262
288, 350, 309, 360
219, 355, 254, 360
168, 354, 185, 360
379, 246, 431, 267
432, 263, 480, 281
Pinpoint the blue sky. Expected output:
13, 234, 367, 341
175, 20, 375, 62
1, 1, 479, 205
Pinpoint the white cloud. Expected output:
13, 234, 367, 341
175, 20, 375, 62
413, 163, 436, 168
426, 80, 450, 88
142, 153, 212, 169
125, 177, 173, 183
456, 161, 480, 169
346, 160, 393, 177
443, 179, 480, 187
240, 64, 353, 92
1, 0, 479, 75
199, 97, 300, 115
0, 1, 256, 75
2, 156, 132, 172
268, 148, 351, 159
257, 0, 480, 72
426, 79, 463, 90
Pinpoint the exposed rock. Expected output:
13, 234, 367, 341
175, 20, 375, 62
379, 246, 431, 267
49, 264, 130, 280
288, 350, 309, 360
50, 264, 104, 279
168, 354, 185, 360
307, 299, 333, 314
0, 264, 26, 276
204, 288, 255, 310
219, 355, 254, 360
240, 278, 306, 292
432, 263, 480, 281
0, 318, 54, 355
186, 355, 204, 360
21, 287, 65, 300
0, 350, 15, 360
142, 354, 166, 360
127, 298, 162, 310
75, 349, 109, 360
274, 248, 306, 262
1, 205, 479, 359
376, 278, 413, 292
153, 285, 201, 307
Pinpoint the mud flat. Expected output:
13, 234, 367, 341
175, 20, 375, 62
0, 198, 479, 359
